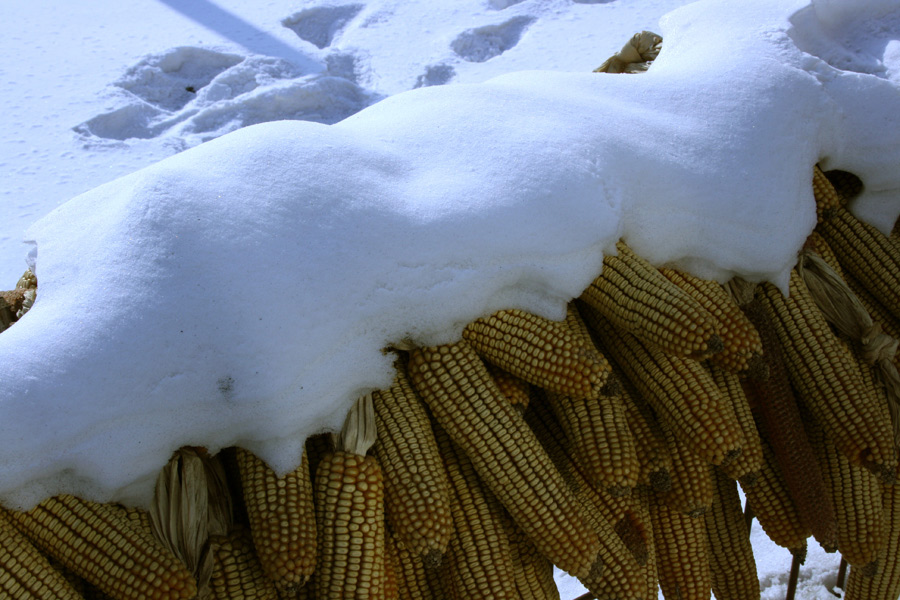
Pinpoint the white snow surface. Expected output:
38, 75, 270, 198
1, 0, 899, 598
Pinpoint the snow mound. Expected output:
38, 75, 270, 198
0, 0, 899, 510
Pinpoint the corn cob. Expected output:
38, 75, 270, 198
387, 528, 437, 600
807, 417, 886, 568
630, 488, 660, 600
658, 421, 714, 517
845, 482, 900, 600
579, 301, 744, 466
580, 240, 723, 359
433, 425, 519, 600
485, 362, 533, 410
0, 511, 84, 600
123, 506, 153, 533
372, 360, 453, 565
813, 164, 842, 223
497, 498, 561, 600
524, 398, 632, 527
521, 399, 645, 598
407, 340, 602, 580
758, 273, 896, 479
819, 205, 900, 321
314, 395, 388, 600
660, 267, 763, 373
6, 495, 196, 600
383, 535, 399, 600
740, 294, 837, 547
544, 388, 639, 495
649, 489, 712, 600
208, 526, 279, 600
43, 554, 113, 600
235, 447, 317, 592
614, 373, 673, 492
461, 308, 613, 399
740, 438, 810, 553
706, 468, 759, 600
708, 365, 763, 485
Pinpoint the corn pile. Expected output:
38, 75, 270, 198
1, 34, 900, 600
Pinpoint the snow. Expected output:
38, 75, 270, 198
1, 0, 899, 597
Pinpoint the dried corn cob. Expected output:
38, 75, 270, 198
0, 511, 84, 600
614, 374, 673, 492
522, 400, 644, 598
708, 365, 763, 485
544, 389, 639, 495
433, 425, 518, 600
372, 360, 453, 565
807, 418, 887, 568
236, 447, 317, 592
209, 526, 279, 600
6, 495, 196, 600
845, 483, 900, 600
44, 554, 113, 600
462, 308, 612, 399
580, 302, 744, 466
706, 468, 759, 600
819, 205, 900, 321
524, 398, 632, 527
740, 294, 837, 547
485, 363, 533, 410
740, 439, 810, 553
757, 273, 896, 479
650, 489, 712, 600
387, 529, 437, 600
658, 422, 713, 517
813, 164, 842, 222
314, 395, 388, 600
630, 488, 660, 600
580, 240, 723, 359
123, 506, 153, 533
660, 267, 763, 373
407, 340, 602, 580
496, 484, 560, 600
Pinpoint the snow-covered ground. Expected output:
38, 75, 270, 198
2, 0, 898, 597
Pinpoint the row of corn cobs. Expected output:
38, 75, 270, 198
1, 166, 900, 600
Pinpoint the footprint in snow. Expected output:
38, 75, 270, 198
113, 47, 244, 112
451, 16, 535, 63
281, 4, 364, 49
74, 47, 377, 146
414, 64, 456, 88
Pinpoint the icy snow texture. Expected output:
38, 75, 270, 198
0, 0, 899, 510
